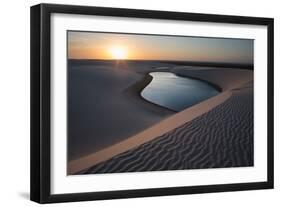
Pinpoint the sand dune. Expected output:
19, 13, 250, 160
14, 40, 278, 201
69, 90, 231, 174
82, 80, 253, 174
70, 65, 253, 174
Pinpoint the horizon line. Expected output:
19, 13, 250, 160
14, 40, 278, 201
68, 58, 254, 66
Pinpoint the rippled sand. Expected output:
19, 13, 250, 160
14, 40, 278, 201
81, 81, 253, 174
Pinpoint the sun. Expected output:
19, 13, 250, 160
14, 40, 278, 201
109, 46, 128, 60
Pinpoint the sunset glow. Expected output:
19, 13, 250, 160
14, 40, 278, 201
108, 46, 128, 59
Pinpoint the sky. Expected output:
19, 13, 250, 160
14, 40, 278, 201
68, 31, 254, 64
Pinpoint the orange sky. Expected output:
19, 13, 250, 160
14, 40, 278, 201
68, 31, 253, 64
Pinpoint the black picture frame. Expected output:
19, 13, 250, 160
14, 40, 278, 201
30, 3, 274, 204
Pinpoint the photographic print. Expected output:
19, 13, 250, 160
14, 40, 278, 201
31, 4, 273, 203
67, 31, 254, 175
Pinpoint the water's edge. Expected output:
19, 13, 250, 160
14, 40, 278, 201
141, 72, 221, 111
123, 73, 176, 115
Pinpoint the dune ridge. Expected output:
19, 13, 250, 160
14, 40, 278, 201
68, 90, 231, 174
82, 80, 253, 174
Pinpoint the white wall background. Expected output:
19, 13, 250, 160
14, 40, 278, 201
0, 0, 279, 206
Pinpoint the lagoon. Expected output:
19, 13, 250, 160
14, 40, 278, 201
141, 72, 220, 111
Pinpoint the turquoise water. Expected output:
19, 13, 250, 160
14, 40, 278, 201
141, 72, 220, 111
